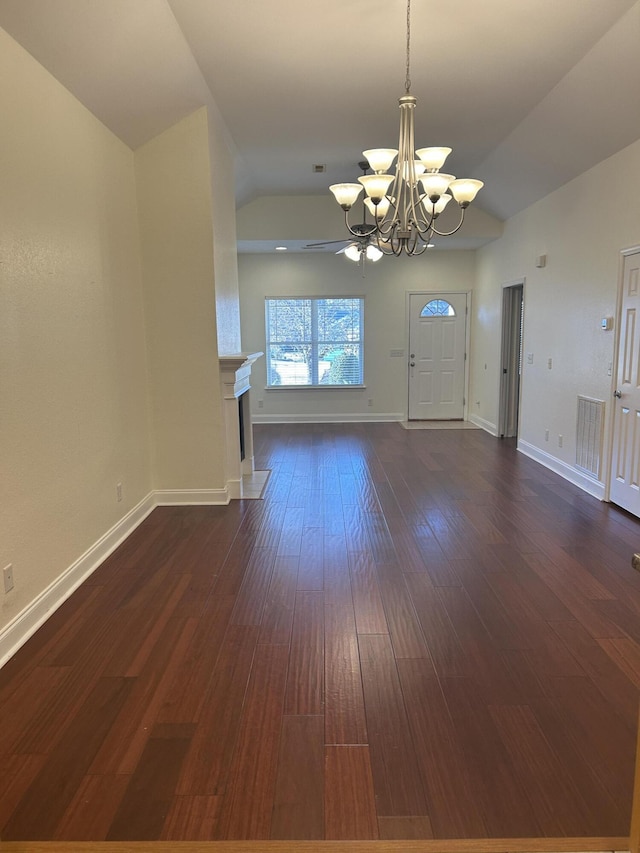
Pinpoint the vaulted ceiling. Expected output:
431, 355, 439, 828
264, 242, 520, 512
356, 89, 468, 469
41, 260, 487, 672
2, 0, 639, 239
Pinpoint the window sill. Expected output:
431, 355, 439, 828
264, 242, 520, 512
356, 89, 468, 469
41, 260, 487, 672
266, 385, 367, 392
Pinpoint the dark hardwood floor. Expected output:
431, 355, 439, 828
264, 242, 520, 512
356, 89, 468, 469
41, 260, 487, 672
1, 422, 640, 842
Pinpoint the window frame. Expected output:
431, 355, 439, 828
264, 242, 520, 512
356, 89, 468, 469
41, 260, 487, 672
265, 296, 365, 389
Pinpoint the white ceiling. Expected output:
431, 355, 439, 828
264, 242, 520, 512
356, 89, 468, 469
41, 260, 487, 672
1, 0, 640, 233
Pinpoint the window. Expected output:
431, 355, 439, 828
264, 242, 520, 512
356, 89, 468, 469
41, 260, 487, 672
420, 298, 456, 317
265, 297, 364, 387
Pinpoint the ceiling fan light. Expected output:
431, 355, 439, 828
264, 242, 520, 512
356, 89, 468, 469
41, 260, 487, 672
358, 173, 394, 202
329, 183, 363, 209
363, 148, 398, 173
449, 178, 484, 206
416, 147, 452, 171
366, 244, 383, 262
344, 244, 362, 262
420, 172, 455, 200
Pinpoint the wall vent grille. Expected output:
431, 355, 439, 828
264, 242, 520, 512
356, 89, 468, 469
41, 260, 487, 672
576, 395, 604, 479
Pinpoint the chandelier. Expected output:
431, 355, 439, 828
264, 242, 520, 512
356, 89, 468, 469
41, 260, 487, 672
329, 0, 483, 257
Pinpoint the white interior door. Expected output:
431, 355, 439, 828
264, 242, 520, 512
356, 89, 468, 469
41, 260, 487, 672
408, 292, 467, 420
610, 250, 640, 514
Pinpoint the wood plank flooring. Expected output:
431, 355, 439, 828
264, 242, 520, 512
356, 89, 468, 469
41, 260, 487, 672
1, 422, 640, 842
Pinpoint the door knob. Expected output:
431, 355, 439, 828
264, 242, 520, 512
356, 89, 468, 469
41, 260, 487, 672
410, 362, 415, 367
614, 390, 622, 398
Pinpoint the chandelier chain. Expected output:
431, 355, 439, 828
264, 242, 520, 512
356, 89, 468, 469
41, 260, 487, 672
405, 0, 412, 94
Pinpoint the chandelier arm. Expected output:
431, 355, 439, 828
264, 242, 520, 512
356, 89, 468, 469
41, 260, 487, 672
429, 208, 467, 238
343, 209, 377, 239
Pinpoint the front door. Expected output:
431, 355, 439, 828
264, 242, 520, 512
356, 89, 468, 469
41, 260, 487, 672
408, 292, 467, 420
610, 249, 640, 515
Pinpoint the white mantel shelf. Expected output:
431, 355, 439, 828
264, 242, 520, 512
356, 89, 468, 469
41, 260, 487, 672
218, 352, 264, 499
219, 352, 264, 400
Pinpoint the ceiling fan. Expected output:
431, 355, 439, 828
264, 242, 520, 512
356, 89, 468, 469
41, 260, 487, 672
303, 162, 382, 266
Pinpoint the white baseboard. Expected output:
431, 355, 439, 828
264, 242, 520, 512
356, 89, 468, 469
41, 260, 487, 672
0, 483, 236, 669
253, 412, 404, 424
517, 439, 605, 500
469, 413, 499, 435
154, 488, 230, 505
0, 493, 156, 670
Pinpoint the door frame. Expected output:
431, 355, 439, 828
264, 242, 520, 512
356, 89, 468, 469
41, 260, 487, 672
605, 244, 640, 503
498, 279, 525, 439
405, 290, 472, 421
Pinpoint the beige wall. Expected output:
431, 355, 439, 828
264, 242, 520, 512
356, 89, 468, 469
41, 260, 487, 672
135, 108, 226, 492
0, 30, 152, 631
471, 136, 640, 487
207, 103, 242, 355
239, 251, 476, 421
1, 33, 241, 654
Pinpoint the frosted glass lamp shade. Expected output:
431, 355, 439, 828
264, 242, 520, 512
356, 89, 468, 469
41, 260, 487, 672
358, 173, 394, 202
449, 178, 484, 206
366, 244, 383, 261
420, 173, 455, 200
422, 193, 452, 215
329, 183, 363, 209
416, 147, 452, 171
363, 148, 398, 173
400, 160, 427, 184
365, 197, 391, 219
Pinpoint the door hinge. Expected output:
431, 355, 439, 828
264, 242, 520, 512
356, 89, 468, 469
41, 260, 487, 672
464, 352, 467, 361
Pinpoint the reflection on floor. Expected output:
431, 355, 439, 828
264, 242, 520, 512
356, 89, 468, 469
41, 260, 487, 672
241, 469, 271, 498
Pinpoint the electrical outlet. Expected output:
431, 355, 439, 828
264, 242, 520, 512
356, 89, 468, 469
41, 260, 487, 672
558, 434, 563, 448
116, 482, 123, 502
367, 398, 373, 407
3, 564, 14, 594
258, 399, 264, 408
545, 429, 549, 442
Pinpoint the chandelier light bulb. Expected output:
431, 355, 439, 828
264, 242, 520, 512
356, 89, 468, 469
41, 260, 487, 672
329, 183, 363, 210
363, 148, 398, 173
449, 178, 485, 206
422, 193, 453, 215
420, 173, 456, 201
358, 173, 394, 202
365, 197, 392, 219
416, 147, 452, 172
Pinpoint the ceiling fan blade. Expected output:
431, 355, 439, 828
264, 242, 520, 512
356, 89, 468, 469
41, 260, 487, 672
304, 239, 349, 248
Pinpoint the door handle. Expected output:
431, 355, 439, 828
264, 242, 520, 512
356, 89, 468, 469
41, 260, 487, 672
614, 390, 622, 398
410, 362, 415, 367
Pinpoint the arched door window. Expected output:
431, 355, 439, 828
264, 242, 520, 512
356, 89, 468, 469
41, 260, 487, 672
420, 299, 456, 317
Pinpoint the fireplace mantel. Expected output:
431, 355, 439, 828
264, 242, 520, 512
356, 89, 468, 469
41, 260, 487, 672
219, 352, 264, 499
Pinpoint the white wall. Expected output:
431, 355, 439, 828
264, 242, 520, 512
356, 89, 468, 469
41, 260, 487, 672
135, 108, 227, 494
0, 30, 152, 634
239, 251, 476, 421
471, 136, 640, 489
